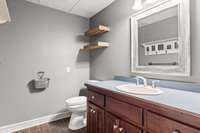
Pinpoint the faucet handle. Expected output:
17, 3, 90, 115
152, 80, 160, 88
134, 77, 140, 85
135, 76, 147, 87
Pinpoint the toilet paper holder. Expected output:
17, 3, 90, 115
34, 71, 50, 89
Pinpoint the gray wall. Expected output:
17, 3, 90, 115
90, 0, 200, 82
0, 0, 89, 126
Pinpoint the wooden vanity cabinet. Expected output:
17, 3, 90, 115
105, 113, 119, 133
88, 90, 105, 107
145, 111, 200, 133
119, 119, 142, 133
106, 96, 143, 126
87, 103, 104, 133
105, 113, 141, 133
86, 85, 200, 133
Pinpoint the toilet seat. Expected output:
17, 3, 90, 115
68, 103, 86, 109
68, 103, 87, 112
65, 96, 86, 106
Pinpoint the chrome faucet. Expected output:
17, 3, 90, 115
135, 76, 148, 87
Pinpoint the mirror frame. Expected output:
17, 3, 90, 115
131, 0, 190, 76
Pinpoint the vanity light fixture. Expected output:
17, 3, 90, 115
132, 0, 143, 10
132, 0, 160, 10
0, 0, 11, 24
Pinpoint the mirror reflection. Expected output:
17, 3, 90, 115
138, 6, 179, 66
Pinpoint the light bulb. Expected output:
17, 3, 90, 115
145, 0, 159, 4
0, 0, 11, 24
132, 0, 143, 10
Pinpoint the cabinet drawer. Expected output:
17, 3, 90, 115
145, 111, 200, 133
88, 90, 105, 107
106, 97, 143, 126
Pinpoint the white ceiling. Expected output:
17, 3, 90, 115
26, 0, 115, 18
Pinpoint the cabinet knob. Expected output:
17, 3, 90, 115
119, 128, 124, 132
113, 125, 118, 130
91, 96, 95, 99
172, 130, 180, 133
92, 109, 96, 113
90, 109, 96, 113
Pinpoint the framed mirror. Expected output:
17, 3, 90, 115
131, 0, 190, 76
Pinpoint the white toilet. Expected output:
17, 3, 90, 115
65, 96, 87, 130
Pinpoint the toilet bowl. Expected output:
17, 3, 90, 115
65, 96, 87, 130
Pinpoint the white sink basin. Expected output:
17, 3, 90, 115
116, 84, 163, 95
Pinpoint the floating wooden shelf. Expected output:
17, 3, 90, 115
85, 25, 110, 37
81, 41, 109, 51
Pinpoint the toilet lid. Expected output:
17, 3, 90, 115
65, 96, 87, 106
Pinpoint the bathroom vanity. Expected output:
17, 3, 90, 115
85, 80, 200, 133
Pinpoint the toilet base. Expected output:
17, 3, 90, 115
68, 112, 86, 130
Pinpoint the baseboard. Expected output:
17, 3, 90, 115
0, 111, 71, 133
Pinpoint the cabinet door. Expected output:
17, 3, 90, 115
145, 111, 200, 133
87, 104, 95, 133
119, 120, 142, 133
105, 113, 120, 133
87, 103, 104, 133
